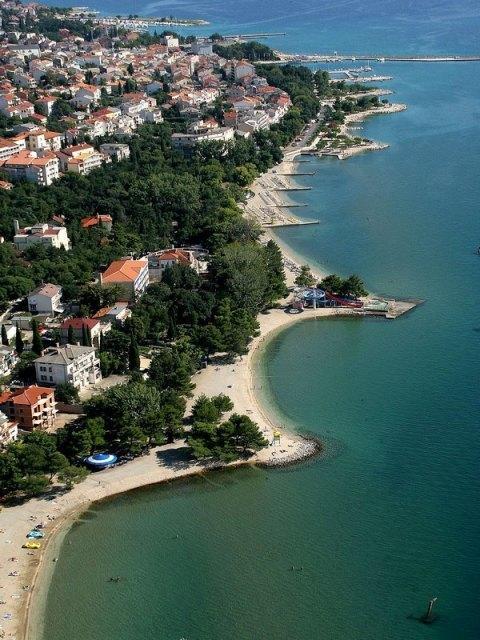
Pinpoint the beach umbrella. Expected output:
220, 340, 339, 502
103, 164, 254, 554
84, 453, 118, 469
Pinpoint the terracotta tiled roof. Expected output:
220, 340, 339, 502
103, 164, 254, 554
0, 385, 54, 406
101, 259, 147, 283
60, 317, 99, 330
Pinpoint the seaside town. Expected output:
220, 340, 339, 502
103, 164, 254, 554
0, 2, 416, 638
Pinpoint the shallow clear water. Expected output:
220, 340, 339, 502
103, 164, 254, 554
42, 2, 480, 639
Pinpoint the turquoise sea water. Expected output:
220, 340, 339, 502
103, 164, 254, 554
41, 2, 480, 639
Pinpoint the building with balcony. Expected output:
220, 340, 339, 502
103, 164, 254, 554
27, 283, 63, 315
34, 345, 101, 391
0, 385, 56, 432
0, 149, 60, 186
171, 126, 234, 153
57, 143, 109, 176
100, 258, 149, 301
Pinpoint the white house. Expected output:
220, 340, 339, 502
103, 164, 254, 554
99, 143, 131, 162
27, 283, 63, 315
171, 127, 234, 152
34, 345, 102, 391
13, 220, 70, 252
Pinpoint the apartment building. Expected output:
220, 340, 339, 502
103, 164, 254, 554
0, 149, 59, 186
57, 143, 108, 175
171, 126, 235, 152
34, 345, 102, 391
0, 385, 56, 432
100, 258, 149, 301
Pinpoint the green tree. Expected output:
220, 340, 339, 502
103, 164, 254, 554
55, 382, 80, 405
294, 265, 316, 288
81, 323, 89, 347
339, 275, 368, 298
1, 324, 8, 346
15, 326, 24, 354
31, 319, 43, 355
11, 352, 37, 384
128, 332, 140, 371
191, 394, 233, 424
319, 274, 344, 293
219, 413, 268, 454
67, 324, 74, 344
58, 465, 89, 490
264, 240, 287, 303
148, 346, 196, 396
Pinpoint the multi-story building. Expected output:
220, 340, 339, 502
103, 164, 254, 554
34, 345, 102, 391
11, 129, 63, 152
0, 137, 22, 161
0, 385, 56, 432
0, 410, 18, 446
13, 220, 70, 252
99, 143, 130, 162
147, 248, 200, 282
0, 149, 59, 186
27, 283, 63, 315
57, 143, 108, 175
171, 127, 235, 153
100, 258, 149, 301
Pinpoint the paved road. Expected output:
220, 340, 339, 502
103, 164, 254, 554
284, 107, 326, 155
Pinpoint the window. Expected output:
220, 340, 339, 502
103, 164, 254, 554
41, 375, 46, 381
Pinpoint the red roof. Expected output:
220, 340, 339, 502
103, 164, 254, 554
101, 259, 147, 284
81, 214, 112, 229
0, 385, 54, 406
60, 317, 99, 331
156, 249, 191, 264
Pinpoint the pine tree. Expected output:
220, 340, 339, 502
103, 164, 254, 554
15, 327, 24, 354
128, 333, 140, 371
81, 324, 88, 346
67, 324, 74, 344
86, 327, 92, 347
31, 319, 43, 355
1, 325, 9, 346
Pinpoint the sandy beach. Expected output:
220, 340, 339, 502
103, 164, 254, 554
2, 300, 347, 640
0, 99, 411, 640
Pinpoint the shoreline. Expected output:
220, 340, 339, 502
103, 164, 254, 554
19, 306, 345, 640
7, 96, 409, 640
